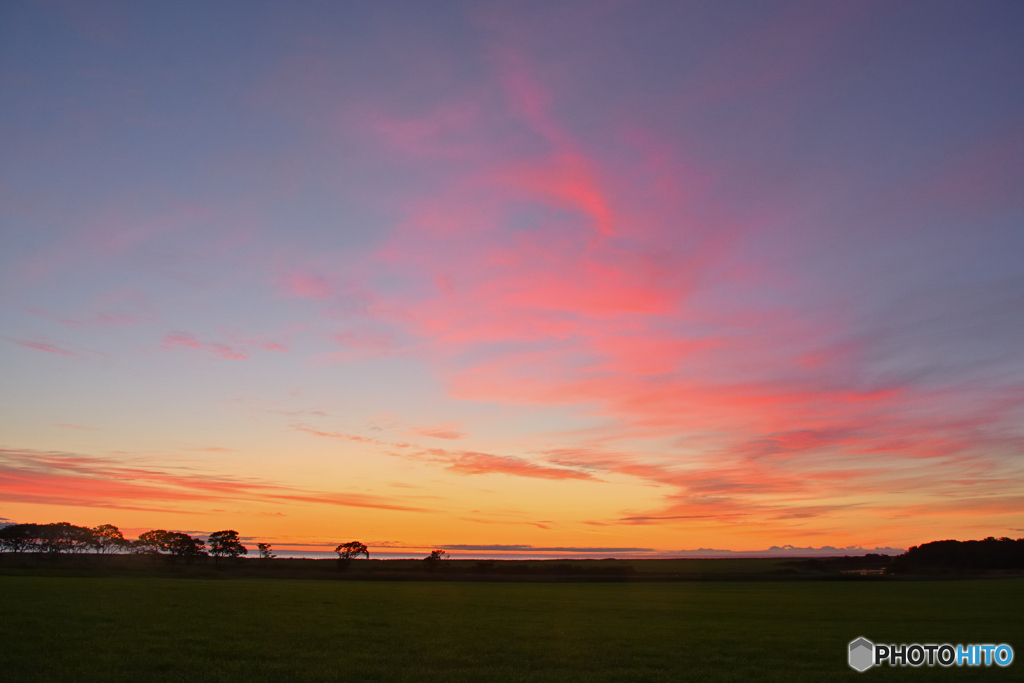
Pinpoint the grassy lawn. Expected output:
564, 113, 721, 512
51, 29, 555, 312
0, 576, 1020, 681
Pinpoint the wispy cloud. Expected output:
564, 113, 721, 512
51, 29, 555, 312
6, 338, 78, 357
408, 424, 465, 440
440, 450, 592, 480
274, 272, 334, 300
161, 333, 248, 360
0, 448, 427, 513
296, 425, 590, 481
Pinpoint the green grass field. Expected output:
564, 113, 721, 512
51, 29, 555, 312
1, 576, 1020, 682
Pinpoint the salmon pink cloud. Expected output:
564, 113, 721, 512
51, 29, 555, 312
425, 449, 592, 481
295, 426, 589, 481
161, 333, 248, 361
7, 338, 78, 357
275, 272, 334, 300
409, 424, 465, 440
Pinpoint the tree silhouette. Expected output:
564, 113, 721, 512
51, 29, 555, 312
135, 529, 173, 554
335, 541, 369, 569
257, 542, 276, 560
423, 549, 450, 571
134, 530, 207, 562
1, 523, 96, 554
38, 523, 94, 554
91, 524, 128, 554
335, 541, 369, 560
1, 523, 139, 555
208, 530, 248, 561
0, 524, 40, 553
166, 532, 206, 562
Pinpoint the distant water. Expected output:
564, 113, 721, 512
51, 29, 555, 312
265, 550, 657, 561
260, 548, 902, 560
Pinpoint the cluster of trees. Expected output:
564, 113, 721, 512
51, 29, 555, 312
0, 524, 454, 568
0, 523, 387, 566
0, 522, 276, 561
134, 529, 250, 561
888, 537, 1024, 572
0, 523, 127, 554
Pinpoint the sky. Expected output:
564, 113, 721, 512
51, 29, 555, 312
1, 0, 1023, 557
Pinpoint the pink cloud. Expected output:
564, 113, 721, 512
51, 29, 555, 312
295, 425, 589, 481
442, 450, 591, 480
409, 424, 465, 440
25, 307, 85, 328
161, 333, 248, 360
275, 272, 333, 300
369, 100, 483, 159
295, 426, 395, 446
499, 153, 615, 235
6, 338, 78, 357
331, 329, 393, 351
26, 290, 154, 329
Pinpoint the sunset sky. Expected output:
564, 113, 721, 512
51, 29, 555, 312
2, 0, 1022, 557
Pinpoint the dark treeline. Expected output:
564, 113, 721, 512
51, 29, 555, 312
0, 523, 127, 555
0, 523, 257, 561
888, 537, 1024, 572
0, 522, 375, 566
772, 539, 1024, 575
1, 522, 488, 567
3, 522, 1022, 577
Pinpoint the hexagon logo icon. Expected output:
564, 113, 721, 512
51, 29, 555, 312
849, 637, 874, 672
